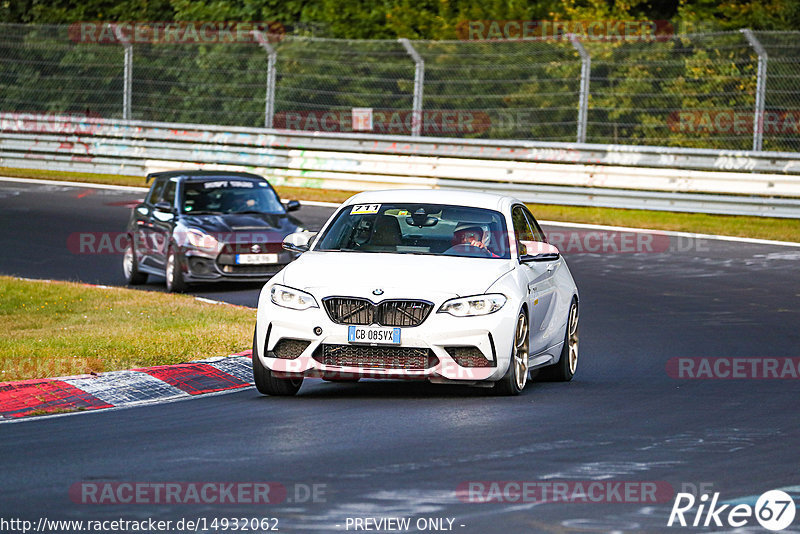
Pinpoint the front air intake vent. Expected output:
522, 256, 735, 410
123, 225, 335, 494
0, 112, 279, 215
271, 338, 311, 360
312, 344, 438, 370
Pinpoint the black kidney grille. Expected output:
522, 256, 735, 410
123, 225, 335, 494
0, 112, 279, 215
313, 344, 438, 370
323, 298, 433, 327
380, 299, 433, 326
323, 297, 374, 325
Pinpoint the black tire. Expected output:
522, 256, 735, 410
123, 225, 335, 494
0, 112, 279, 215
122, 239, 147, 285
252, 328, 303, 396
165, 246, 187, 293
538, 298, 579, 382
493, 309, 529, 396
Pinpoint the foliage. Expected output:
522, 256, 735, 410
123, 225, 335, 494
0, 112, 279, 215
1, 2, 799, 150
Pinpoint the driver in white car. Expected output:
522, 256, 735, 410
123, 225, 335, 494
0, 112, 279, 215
452, 222, 499, 256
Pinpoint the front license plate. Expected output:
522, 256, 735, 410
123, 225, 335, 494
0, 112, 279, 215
235, 253, 279, 265
348, 326, 401, 345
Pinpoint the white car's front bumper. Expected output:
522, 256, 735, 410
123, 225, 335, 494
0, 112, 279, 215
255, 289, 520, 384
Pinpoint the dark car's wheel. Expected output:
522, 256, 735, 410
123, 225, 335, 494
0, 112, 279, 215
538, 298, 579, 382
165, 246, 187, 293
252, 328, 303, 396
494, 309, 529, 396
122, 239, 147, 285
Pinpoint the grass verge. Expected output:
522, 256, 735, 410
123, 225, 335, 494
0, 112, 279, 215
2, 166, 798, 243
0, 276, 254, 382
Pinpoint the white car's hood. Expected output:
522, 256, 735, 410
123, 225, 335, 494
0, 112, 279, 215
282, 251, 514, 301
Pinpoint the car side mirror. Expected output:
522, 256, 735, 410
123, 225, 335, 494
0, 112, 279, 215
285, 200, 301, 212
519, 241, 560, 263
283, 231, 317, 253
153, 201, 174, 213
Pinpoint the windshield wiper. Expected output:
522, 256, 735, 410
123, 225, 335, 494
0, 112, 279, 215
185, 210, 223, 215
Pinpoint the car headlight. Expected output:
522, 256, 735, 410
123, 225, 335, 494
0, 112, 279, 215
437, 294, 507, 317
186, 229, 219, 251
270, 284, 318, 310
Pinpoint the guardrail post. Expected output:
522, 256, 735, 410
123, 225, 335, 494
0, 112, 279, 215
110, 24, 132, 121
569, 34, 590, 144
252, 31, 278, 129
399, 38, 425, 137
741, 29, 768, 151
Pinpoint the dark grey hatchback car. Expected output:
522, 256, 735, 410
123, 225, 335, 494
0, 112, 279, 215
123, 170, 304, 292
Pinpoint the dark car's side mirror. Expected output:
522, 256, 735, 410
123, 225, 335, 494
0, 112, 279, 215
153, 201, 174, 213
285, 200, 301, 212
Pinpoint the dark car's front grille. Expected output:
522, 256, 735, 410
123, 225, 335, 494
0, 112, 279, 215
218, 264, 284, 275
220, 242, 283, 255
215, 241, 290, 275
313, 344, 438, 370
323, 298, 433, 327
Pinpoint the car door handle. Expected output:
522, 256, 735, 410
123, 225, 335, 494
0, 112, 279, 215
546, 264, 556, 272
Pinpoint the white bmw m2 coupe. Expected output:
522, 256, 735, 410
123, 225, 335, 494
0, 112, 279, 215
253, 189, 579, 396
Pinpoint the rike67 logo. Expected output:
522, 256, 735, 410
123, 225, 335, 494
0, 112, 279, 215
668, 490, 796, 531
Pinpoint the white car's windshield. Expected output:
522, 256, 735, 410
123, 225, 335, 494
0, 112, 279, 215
315, 203, 510, 259
182, 179, 285, 214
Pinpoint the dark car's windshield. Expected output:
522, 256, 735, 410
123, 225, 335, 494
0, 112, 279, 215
315, 203, 510, 259
181, 179, 284, 214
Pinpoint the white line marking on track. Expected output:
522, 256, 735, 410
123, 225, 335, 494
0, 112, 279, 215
538, 220, 800, 247
0, 176, 148, 192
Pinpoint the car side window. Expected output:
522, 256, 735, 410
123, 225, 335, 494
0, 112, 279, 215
147, 178, 167, 205
162, 180, 177, 207
523, 208, 546, 242
511, 205, 535, 250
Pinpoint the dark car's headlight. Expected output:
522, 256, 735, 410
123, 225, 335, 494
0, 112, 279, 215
270, 284, 319, 310
186, 229, 219, 252
438, 294, 507, 317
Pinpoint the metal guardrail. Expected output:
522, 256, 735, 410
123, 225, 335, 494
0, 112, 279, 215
2, 114, 800, 218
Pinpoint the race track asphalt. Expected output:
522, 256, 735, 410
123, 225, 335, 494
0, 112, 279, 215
1, 179, 799, 533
